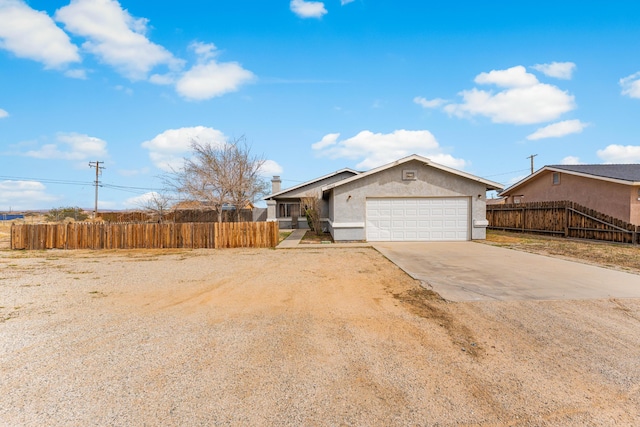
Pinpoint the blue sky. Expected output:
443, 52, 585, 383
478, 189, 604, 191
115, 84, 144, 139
2, 0, 640, 211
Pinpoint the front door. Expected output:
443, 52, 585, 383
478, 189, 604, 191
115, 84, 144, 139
290, 204, 300, 229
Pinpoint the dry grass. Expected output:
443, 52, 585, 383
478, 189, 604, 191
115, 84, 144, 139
300, 230, 333, 244
484, 229, 640, 274
0, 221, 12, 250
278, 230, 292, 243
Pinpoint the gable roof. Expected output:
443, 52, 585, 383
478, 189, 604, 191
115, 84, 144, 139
549, 164, 640, 182
263, 168, 359, 200
321, 154, 503, 192
500, 164, 640, 196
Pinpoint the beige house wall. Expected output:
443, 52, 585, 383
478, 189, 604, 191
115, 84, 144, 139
629, 186, 640, 225
505, 171, 639, 224
328, 160, 489, 241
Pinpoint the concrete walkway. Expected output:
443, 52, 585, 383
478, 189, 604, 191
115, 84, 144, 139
276, 229, 307, 248
374, 242, 640, 301
276, 229, 371, 249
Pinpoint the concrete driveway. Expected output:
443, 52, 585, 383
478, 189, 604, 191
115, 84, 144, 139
373, 242, 640, 301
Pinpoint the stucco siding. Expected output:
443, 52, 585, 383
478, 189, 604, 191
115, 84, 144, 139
630, 186, 640, 225
266, 171, 356, 223
506, 171, 634, 223
330, 161, 488, 241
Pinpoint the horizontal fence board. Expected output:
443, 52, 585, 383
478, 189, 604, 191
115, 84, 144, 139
10, 222, 279, 250
487, 201, 639, 244
100, 209, 253, 223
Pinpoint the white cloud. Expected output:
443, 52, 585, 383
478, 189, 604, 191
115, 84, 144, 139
620, 72, 640, 99
311, 129, 466, 170
414, 96, 446, 109
0, 0, 80, 69
290, 0, 327, 18
526, 119, 589, 141
560, 156, 581, 165
173, 41, 254, 100
0, 180, 58, 210
474, 65, 539, 88
597, 144, 640, 163
141, 126, 227, 171
311, 133, 340, 150
0, 108, 8, 118
148, 73, 174, 85
24, 132, 108, 161
64, 68, 87, 79
443, 66, 575, 125
531, 62, 576, 79
189, 41, 217, 61
55, 0, 180, 80
259, 160, 283, 177
341, 0, 355, 4
117, 167, 149, 177
122, 191, 163, 209
176, 61, 254, 101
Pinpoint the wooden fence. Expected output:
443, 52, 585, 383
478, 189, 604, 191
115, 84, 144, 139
10, 221, 279, 250
100, 209, 253, 223
487, 201, 639, 244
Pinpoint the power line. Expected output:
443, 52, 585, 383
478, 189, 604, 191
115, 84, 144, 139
0, 175, 92, 186
482, 168, 530, 178
89, 161, 105, 219
101, 183, 163, 191
0, 174, 163, 192
526, 154, 538, 175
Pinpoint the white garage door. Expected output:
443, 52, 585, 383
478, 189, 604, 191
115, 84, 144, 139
366, 198, 470, 241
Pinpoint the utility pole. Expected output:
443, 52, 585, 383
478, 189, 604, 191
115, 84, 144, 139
89, 161, 105, 219
527, 154, 538, 175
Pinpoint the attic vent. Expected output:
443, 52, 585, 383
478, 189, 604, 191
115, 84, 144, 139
402, 170, 417, 181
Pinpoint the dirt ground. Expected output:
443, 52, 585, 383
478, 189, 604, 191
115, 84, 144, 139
484, 230, 640, 275
1, 246, 639, 426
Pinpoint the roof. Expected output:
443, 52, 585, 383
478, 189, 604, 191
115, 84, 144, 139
321, 154, 504, 192
263, 168, 359, 200
549, 164, 640, 182
500, 164, 640, 196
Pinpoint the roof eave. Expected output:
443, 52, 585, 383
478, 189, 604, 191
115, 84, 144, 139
322, 154, 504, 192
499, 166, 639, 196
263, 168, 359, 200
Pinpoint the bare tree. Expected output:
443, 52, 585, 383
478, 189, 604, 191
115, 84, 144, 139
301, 194, 322, 235
166, 136, 268, 222
139, 192, 172, 223
228, 139, 268, 221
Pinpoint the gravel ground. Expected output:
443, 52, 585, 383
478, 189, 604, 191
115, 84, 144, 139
1, 247, 639, 426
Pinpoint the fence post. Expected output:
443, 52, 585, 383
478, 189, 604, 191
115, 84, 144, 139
564, 203, 569, 238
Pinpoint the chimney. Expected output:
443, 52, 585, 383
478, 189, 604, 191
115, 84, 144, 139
271, 176, 281, 194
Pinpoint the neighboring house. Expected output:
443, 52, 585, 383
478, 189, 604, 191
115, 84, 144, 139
486, 197, 506, 205
499, 164, 640, 225
264, 154, 503, 241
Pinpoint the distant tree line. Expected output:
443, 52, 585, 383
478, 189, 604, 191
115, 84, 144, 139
46, 206, 89, 222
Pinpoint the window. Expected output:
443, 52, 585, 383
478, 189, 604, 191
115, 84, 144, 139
402, 170, 417, 181
277, 202, 300, 218
552, 172, 561, 185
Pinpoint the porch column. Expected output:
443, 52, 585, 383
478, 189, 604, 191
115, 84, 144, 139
266, 200, 277, 221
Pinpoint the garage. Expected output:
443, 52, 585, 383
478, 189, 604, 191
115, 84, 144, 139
366, 197, 470, 241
